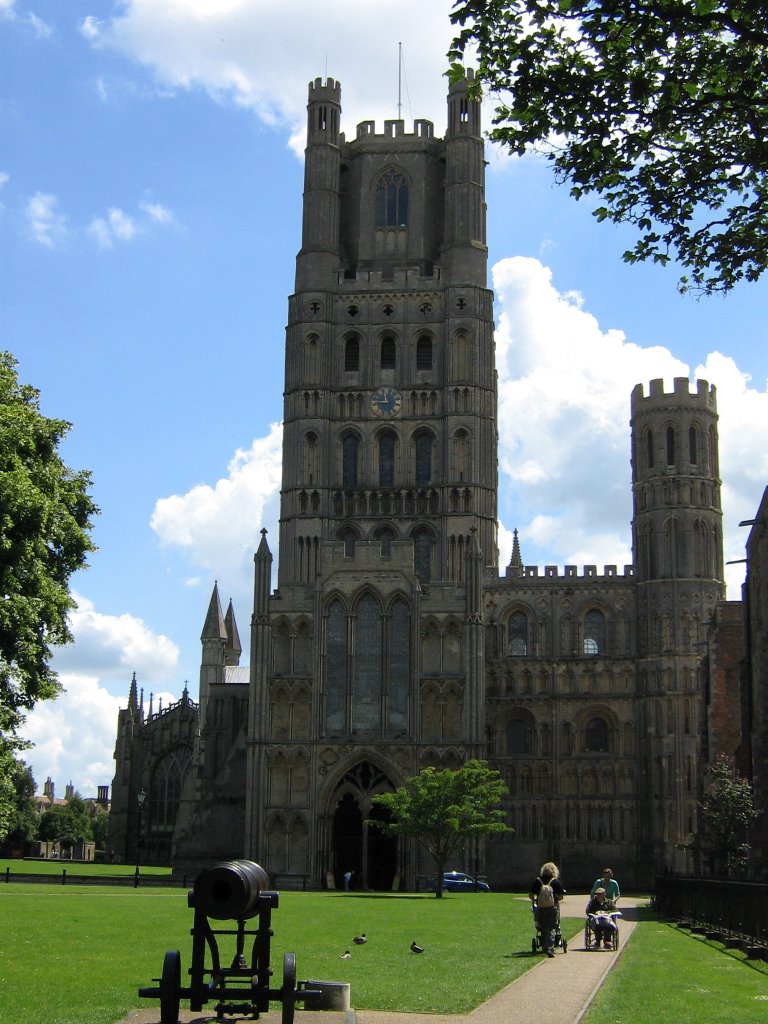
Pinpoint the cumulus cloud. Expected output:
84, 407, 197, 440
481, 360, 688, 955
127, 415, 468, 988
492, 256, 768, 598
150, 422, 283, 607
51, 591, 179, 679
26, 191, 67, 248
20, 594, 181, 794
80, 0, 457, 153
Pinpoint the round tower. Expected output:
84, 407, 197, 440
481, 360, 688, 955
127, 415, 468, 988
631, 377, 723, 591
296, 77, 342, 291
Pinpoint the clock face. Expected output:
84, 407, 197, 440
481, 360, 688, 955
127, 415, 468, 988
371, 386, 402, 418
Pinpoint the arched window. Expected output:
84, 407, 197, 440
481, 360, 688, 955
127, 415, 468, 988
415, 432, 432, 485
374, 169, 408, 228
507, 719, 528, 756
413, 527, 433, 584
339, 527, 357, 557
380, 334, 396, 369
375, 526, 396, 556
342, 434, 359, 487
585, 717, 609, 753
149, 747, 192, 830
508, 611, 528, 656
379, 431, 395, 486
666, 425, 675, 466
583, 609, 606, 655
305, 334, 318, 383
646, 429, 654, 469
453, 428, 469, 481
416, 335, 432, 370
304, 432, 318, 485
689, 425, 697, 464
344, 336, 360, 372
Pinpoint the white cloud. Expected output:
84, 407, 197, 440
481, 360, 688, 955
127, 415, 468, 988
80, 0, 457, 154
52, 591, 179, 679
20, 595, 181, 795
0, 171, 9, 188
28, 11, 52, 38
88, 201, 174, 248
492, 256, 768, 597
150, 422, 283, 606
25, 191, 67, 248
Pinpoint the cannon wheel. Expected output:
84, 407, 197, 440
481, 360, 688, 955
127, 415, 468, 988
159, 949, 182, 1024
281, 952, 297, 1024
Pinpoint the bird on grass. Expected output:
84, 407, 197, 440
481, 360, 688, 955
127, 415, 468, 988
339, 950, 351, 959
410, 941, 425, 954
353, 933, 367, 945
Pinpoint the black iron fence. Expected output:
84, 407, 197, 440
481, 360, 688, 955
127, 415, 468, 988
654, 874, 768, 946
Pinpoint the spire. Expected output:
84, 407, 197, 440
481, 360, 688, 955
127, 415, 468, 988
253, 529, 274, 620
201, 581, 228, 641
225, 599, 242, 664
508, 528, 524, 577
128, 671, 138, 711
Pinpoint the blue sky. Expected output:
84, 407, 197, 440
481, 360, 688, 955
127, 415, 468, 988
3, 0, 768, 799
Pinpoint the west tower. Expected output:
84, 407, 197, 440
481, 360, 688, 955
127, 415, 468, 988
244, 73, 498, 887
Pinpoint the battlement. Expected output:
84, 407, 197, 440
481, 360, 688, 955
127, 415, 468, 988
308, 76, 341, 103
351, 117, 435, 143
505, 563, 635, 581
631, 377, 716, 411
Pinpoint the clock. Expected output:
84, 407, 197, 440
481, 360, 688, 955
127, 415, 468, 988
370, 386, 402, 418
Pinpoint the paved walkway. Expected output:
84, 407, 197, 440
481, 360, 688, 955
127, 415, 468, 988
120, 896, 642, 1024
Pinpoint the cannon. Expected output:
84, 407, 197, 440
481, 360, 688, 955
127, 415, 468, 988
139, 860, 323, 1024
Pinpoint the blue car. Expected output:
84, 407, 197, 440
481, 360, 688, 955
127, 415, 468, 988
428, 871, 490, 892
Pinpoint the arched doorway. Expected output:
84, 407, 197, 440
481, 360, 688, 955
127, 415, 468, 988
329, 761, 398, 890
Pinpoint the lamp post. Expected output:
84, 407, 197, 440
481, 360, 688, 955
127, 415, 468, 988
134, 788, 146, 888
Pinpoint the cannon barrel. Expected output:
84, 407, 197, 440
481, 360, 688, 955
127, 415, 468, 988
190, 859, 271, 920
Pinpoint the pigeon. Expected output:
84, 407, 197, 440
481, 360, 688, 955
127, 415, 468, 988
339, 950, 351, 959
410, 941, 425, 954
353, 934, 367, 945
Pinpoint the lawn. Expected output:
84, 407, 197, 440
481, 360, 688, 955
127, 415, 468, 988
0, 887, 570, 1024
2, 888, 766, 1024
582, 909, 768, 1024
0, 858, 173, 878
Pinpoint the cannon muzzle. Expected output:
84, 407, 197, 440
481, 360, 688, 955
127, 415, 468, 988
190, 859, 271, 920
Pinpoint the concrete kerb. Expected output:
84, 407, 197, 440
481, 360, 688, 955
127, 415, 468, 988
118, 896, 644, 1024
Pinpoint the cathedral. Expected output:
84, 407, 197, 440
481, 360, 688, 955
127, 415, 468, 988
109, 72, 738, 891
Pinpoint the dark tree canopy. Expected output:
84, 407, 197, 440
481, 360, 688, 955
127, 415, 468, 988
0, 351, 97, 738
370, 759, 510, 896
699, 754, 758, 877
450, 0, 768, 294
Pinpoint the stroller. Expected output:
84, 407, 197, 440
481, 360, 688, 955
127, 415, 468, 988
531, 901, 568, 954
584, 910, 621, 951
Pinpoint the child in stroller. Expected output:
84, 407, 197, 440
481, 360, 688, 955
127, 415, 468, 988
584, 887, 621, 950
529, 861, 567, 957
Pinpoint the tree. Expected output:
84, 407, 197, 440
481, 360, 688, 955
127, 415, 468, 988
0, 757, 37, 851
370, 759, 510, 897
698, 754, 758, 877
449, 0, 768, 294
0, 351, 97, 735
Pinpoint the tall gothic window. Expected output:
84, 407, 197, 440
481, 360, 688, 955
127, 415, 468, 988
342, 434, 359, 487
646, 429, 654, 469
583, 609, 606, 655
339, 527, 357, 557
374, 169, 408, 228
380, 334, 396, 369
508, 611, 528, 656
414, 432, 432, 485
666, 425, 675, 466
413, 527, 433, 584
689, 425, 698, 464
345, 335, 360, 372
149, 747, 192, 830
416, 335, 432, 370
379, 431, 395, 486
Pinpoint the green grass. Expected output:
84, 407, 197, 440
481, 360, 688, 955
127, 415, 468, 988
2, 889, 766, 1024
0, 858, 172, 878
582, 909, 768, 1024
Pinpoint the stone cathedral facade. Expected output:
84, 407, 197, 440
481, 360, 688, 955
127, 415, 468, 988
109, 73, 729, 890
